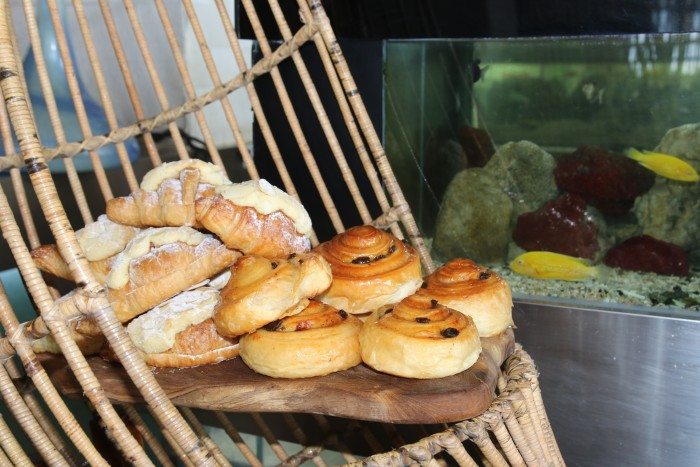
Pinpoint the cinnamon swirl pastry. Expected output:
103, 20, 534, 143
195, 179, 312, 258
315, 225, 422, 314
213, 252, 332, 337
106, 159, 230, 227
106, 227, 239, 322
417, 258, 513, 337
360, 294, 481, 379
240, 300, 362, 378
31, 215, 138, 284
126, 288, 238, 368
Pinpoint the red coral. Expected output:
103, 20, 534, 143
554, 146, 655, 215
513, 193, 599, 259
604, 235, 689, 276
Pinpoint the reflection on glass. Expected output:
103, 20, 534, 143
385, 34, 700, 311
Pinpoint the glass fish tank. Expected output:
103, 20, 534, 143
384, 33, 700, 312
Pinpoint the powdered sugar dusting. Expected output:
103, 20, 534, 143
77, 215, 138, 261
216, 179, 312, 235
140, 159, 231, 191
127, 287, 219, 354
106, 226, 206, 289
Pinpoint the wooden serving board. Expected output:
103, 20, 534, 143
43, 329, 514, 424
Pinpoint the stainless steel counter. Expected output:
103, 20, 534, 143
514, 300, 700, 467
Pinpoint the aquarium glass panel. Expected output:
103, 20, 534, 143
385, 34, 700, 312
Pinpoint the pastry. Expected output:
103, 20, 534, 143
239, 300, 362, 378
195, 179, 312, 258
106, 159, 231, 227
315, 225, 422, 314
213, 252, 332, 337
360, 294, 481, 379
417, 258, 513, 337
30, 215, 138, 284
32, 316, 104, 356
106, 226, 239, 323
126, 288, 238, 367
32, 296, 104, 356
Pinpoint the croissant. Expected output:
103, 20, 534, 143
417, 258, 513, 337
240, 300, 362, 378
106, 159, 230, 227
105, 227, 239, 323
213, 252, 332, 338
30, 215, 138, 284
195, 179, 312, 258
315, 225, 422, 314
126, 288, 239, 368
31, 294, 105, 356
360, 294, 481, 379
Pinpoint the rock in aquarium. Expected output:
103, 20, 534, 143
634, 123, 700, 263
604, 235, 689, 277
483, 141, 558, 217
513, 193, 600, 260
433, 168, 512, 264
555, 145, 655, 215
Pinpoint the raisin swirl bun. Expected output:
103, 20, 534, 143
240, 300, 362, 378
315, 225, 422, 314
417, 259, 513, 337
213, 253, 332, 337
360, 294, 481, 379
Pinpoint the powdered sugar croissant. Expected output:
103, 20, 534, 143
31, 215, 138, 284
195, 179, 312, 259
105, 226, 239, 323
126, 287, 239, 368
106, 159, 231, 227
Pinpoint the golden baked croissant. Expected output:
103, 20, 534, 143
240, 300, 362, 378
126, 287, 238, 367
315, 225, 422, 314
417, 258, 513, 337
360, 294, 481, 379
195, 179, 312, 258
30, 215, 138, 284
106, 159, 230, 227
31, 292, 105, 356
106, 226, 240, 323
213, 252, 332, 337
32, 315, 105, 356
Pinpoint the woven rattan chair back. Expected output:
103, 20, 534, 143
0, 1, 563, 465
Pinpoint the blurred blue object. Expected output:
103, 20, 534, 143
0, 0, 138, 173
0, 268, 34, 326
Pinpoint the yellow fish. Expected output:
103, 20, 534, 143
509, 251, 598, 282
627, 148, 699, 182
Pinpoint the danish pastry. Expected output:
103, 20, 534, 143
239, 300, 362, 378
417, 258, 513, 337
106, 159, 230, 227
30, 215, 138, 284
106, 226, 239, 322
195, 179, 311, 258
360, 294, 481, 379
315, 225, 422, 314
213, 252, 332, 337
126, 288, 238, 367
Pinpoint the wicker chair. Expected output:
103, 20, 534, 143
0, 0, 564, 465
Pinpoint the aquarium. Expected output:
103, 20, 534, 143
384, 33, 700, 312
